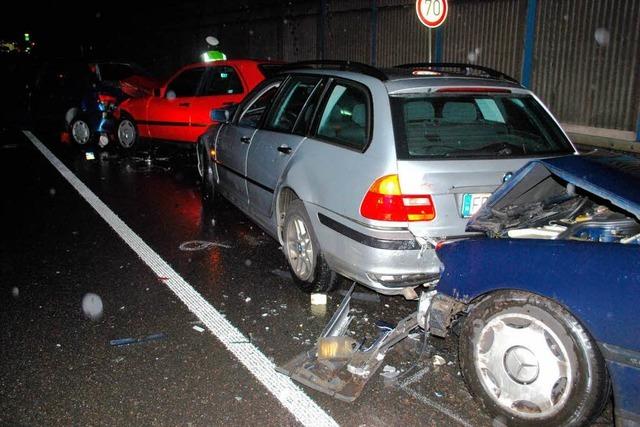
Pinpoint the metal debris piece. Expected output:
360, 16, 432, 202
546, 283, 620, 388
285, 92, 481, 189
337, 289, 381, 303
278, 283, 419, 402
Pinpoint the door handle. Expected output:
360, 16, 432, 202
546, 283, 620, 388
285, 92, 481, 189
240, 136, 251, 144
178, 102, 190, 107
277, 145, 292, 154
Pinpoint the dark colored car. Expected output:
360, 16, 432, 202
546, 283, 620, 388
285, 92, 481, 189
427, 154, 640, 425
116, 59, 280, 149
28, 60, 158, 145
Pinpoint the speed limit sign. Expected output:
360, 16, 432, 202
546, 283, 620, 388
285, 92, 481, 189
416, 0, 448, 28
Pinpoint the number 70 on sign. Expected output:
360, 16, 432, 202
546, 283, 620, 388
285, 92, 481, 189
416, 0, 449, 28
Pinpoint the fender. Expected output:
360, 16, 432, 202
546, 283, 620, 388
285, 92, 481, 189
436, 238, 640, 351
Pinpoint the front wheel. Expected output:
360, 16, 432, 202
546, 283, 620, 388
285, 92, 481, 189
283, 200, 338, 293
117, 118, 138, 149
458, 290, 610, 426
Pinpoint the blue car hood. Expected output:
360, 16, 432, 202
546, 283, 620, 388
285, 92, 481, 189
468, 153, 640, 231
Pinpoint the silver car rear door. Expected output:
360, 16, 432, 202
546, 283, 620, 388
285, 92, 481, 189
215, 80, 282, 208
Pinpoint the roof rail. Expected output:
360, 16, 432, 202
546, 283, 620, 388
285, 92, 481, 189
278, 60, 388, 81
395, 62, 520, 84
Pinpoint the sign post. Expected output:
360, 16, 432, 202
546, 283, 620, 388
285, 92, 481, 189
415, 0, 448, 61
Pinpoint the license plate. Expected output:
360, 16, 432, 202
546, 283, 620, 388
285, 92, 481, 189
461, 193, 491, 218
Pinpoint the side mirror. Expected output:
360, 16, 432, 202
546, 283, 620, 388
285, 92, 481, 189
165, 90, 176, 100
211, 108, 231, 123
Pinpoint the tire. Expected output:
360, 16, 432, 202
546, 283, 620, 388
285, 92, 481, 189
197, 138, 216, 203
70, 118, 92, 145
282, 199, 338, 293
117, 116, 138, 149
458, 290, 610, 426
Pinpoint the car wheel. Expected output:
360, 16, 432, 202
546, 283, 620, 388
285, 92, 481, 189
117, 117, 138, 149
197, 139, 216, 203
70, 118, 91, 145
283, 199, 338, 293
458, 290, 610, 426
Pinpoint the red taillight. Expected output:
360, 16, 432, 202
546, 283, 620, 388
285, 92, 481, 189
98, 93, 117, 105
360, 175, 435, 222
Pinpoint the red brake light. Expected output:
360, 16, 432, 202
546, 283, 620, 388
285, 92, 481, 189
360, 175, 435, 222
98, 93, 117, 105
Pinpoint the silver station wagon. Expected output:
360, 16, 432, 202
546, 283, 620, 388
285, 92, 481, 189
197, 61, 577, 296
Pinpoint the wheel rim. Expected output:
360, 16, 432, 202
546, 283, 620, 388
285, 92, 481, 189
71, 120, 90, 144
118, 120, 136, 148
474, 312, 573, 419
285, 216, 315, 281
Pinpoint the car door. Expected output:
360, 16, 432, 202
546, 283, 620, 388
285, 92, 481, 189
146, 66, 206, 142
188, 65, 247, 141
246, 76, 324, 221
215, 79, 283, 210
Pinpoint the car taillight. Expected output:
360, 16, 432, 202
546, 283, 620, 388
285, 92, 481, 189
360, 174, 435, 222
98, 93, 117, 105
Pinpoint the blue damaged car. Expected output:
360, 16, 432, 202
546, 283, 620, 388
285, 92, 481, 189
428, 153, 640, 426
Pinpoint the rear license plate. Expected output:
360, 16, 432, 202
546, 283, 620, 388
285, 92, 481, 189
461, 193, 492, 218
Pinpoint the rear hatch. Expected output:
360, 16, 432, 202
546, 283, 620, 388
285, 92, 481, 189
389, 90, 576, 239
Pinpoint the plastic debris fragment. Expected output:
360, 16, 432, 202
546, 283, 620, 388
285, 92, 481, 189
110, 333, 167, 347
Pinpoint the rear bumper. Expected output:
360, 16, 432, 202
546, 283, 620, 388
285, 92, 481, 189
306, 204, 441, 295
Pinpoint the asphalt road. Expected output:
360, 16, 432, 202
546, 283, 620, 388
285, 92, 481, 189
0, 128, 614, 426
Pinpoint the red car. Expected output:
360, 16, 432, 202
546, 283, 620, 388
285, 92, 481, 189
116, 59, 279, 148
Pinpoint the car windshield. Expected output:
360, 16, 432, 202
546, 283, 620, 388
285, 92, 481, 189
390, 93, 574, 159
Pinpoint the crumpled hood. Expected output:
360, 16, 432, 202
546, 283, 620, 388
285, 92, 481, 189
467, 153, 640, 233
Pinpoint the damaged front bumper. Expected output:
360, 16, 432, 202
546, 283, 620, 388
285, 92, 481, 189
278, 284, 466, 401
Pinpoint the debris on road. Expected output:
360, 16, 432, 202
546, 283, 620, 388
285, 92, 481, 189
192, 325, 205, 333
380, 365, 400, 380
110, 333, 167, 347
279, 284, 420, 401
178, 240, 231, 251
310, 293, 327, 305
11, 286, 19, 298
432, 355, 446, 367
85, 151, 95, 160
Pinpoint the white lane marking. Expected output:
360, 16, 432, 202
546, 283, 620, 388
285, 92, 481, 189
24, 130, 339, 427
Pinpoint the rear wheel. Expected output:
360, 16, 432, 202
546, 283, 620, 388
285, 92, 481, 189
283, 199, 338, 293
70, 118, 91, 145
117, 117, 137, 149
458, 290, 610, 426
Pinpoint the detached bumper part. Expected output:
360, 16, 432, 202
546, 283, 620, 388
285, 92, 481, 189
277, 283, 419, 402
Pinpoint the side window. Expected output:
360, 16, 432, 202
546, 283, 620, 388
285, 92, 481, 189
201, 66, 244, 96
266, 77, 321, 133
238, 83, 281, 128
316, 81, 371, 150
166, 67, 206, 98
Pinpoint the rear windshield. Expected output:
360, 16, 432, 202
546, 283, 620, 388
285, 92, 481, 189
390, 93, 574, 159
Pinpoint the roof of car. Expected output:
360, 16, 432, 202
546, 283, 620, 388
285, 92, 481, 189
277, 61, 525, 91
